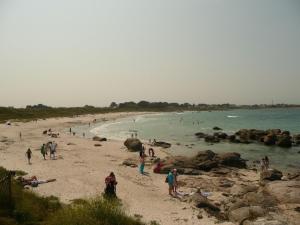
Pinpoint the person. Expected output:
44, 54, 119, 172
40, 144, 47, 160
173, 169, 178, 194
83, 132, 85, 138
148, 148, 155, 157
50, 142, 57, 159
264, 156, 269, 170
104, 172, 118, 197
19, 132, 22, 140
26, 148, 32, 164
69, 128, 72, 134
89, 122, 91, 127
260, 158, 266, 172
139, 154, 145, 174
167, 170, 174, 196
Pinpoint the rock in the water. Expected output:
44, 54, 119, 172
276, 135, 292, 148
260, 169, 283, 181
213, 126, 222, 131
195, 132, 206, 138
216, 152, 247, 168
124, 138, 143, 152
205, 135, 220, 143
213, 132, 228, 139
263, 134, 277, 146
93, 136, 107, 142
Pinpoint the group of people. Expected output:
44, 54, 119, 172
260, 156, 270, 172
25, 141, 58, 164
138, 145, 156, 174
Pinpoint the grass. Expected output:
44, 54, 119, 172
0, 167, 146, 225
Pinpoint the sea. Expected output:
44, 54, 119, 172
77, 108, 300, 172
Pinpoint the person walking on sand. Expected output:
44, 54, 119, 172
26, 148, 32, 164
104, 172, 118, 197
40, 144, 47, 160
167, 170, 174, 196
69, 127, 72, 134
139, 153, 145, 174
19, 132, 22, 140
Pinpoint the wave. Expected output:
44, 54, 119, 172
227, 115, 239, 118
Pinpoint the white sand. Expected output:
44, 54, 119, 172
0, 113, 233, 225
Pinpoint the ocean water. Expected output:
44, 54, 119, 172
86, 108, 300, 171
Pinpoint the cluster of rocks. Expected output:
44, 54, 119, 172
155, 150, 247, 175
179, 167, 300, 225
123, 138, 171, 152
195, 128, 300, 148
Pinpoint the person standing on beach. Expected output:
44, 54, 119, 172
104, 172, 118, 197
167, 170, 174, 196
264, 156, 269, 170
19, 132, 22, 140
69, 128, 72, 134
173, 169, 178, 195
26, 148, 32, 164
40, 144, 46, 160
139, 154, 145, 174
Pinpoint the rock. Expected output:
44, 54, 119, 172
124, 138, 143, 152
197, 160, 219, 171
293, 134, 300, 145
227, 135, 236, 142
281, 131, 290, 136
216, 152, 247, 168
228, 206, 266, 224
205, 135, 220, 143
267, 129, 282, 135
213, 126, 222, 131
276, 135, 292, 148
153, 141, 171, 148
264, 180, 300, 204
67, 143, 76, 145
195, 132, 206, 138
92, 136, 107, 142
94, 144, 102, 147
122, 158, 138, 167
243, 217, 289, 225
260, 169, 283, 181
213, 132, 228, 139
263, 134, 277, 146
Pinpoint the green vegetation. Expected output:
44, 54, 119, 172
0, 167, 146, 225
1, 102, 299, 123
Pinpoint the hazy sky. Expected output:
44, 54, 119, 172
0, 0, 299, 107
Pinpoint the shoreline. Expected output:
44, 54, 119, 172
0, 112, 299, 225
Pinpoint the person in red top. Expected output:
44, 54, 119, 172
104, 172, 118, 197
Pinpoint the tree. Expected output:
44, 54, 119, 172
110, 102, 118, 108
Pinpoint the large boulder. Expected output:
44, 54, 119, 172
205, 135, 220, 143
124, 138, 143, 152
213, 132, 228, 139
276, 135, 292, 148
260, 169, 283, 181
263, 134, 277, 146
264, 180, 300, 204
228, 206, 266, 224
216, 152, 247, 168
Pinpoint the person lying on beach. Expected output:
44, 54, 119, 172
104, 172, 118, 197
17, 176, 56, 187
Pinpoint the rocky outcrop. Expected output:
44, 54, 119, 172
204, 135, 220, 143
293, 134, 300, 145
228, 206, 266, 224
276, 134, 292, 148
155, 150, 247, 174
260, 169, 283, 181
124, 138, 143, 152
195, 132, 206, 138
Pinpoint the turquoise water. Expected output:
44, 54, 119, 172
87, 108, 300, 171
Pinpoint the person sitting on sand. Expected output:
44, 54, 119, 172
104, 172, 118, 197
167, 170, 174, 196
26, 148, 32, 164
153, 161, 163, 173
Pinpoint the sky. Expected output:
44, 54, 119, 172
0, 0, 299, 107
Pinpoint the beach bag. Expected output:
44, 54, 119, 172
165, 176, 168, 183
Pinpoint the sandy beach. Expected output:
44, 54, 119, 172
0, 112, 236, 225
